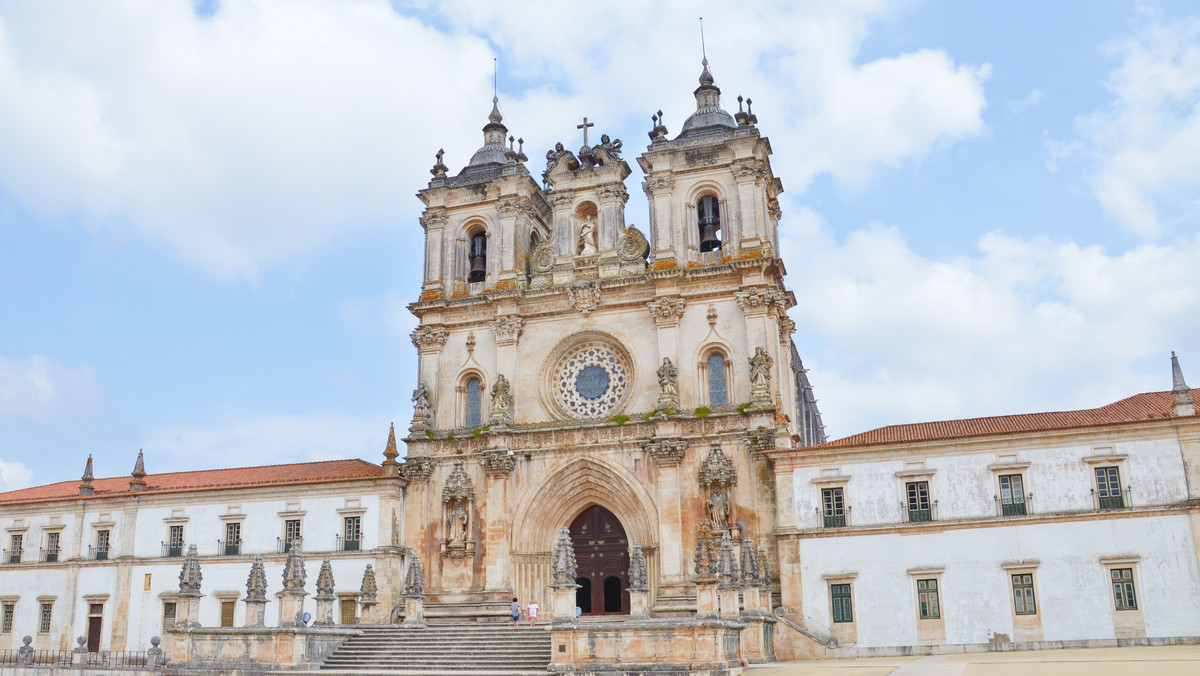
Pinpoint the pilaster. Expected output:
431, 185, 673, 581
481, 447, 517, 594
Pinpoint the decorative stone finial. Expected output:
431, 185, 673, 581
79, 455, 94, 496
315, 558, 336, 601
758, 540, 772, 591
693, 520, 718, 581
128, 450, 147, 492
699, 57, 714, 86
551, 527, 578, 586
178, 545, 202, 596
1172, 352, 1196, 417
282, 538, 306, 592
383, 423, 401, 474
360, 564, 378, 605
740, 537, 760, 587
430, 148, 448, 177
404, 556, 425, 599
488, 95, 503, 124
245, 555, 268, 602
628, 543, 648, 592
716, 533, 740, 587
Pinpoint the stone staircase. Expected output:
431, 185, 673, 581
314, 624, 552, 675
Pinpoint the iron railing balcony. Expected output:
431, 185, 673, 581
217, 539, 241, 556
161, 542, 185, 558
40, 547, 60, 563
89, 546, 109, 561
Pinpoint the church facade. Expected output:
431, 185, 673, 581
400, 60, 820, 626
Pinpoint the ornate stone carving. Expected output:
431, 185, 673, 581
744, 428, 775, 459
768, 199, 782, 223
551, 527, 578, 586
735, 287, 786, 315
481, 451, 517, 477
548, 190, 576, 208
645, 438, 686, 466
749, 346, 774, 406
716, 533, 740, 587
656, 357, 680, 411
628, 543, 648, 591
245, 555, 268, 602
700, 446, 736, 531
740, 538, 761, 587
577, 217, 598, 255
530, 243, 558, 273
545, 144, 580, 177
646, 175, 676, 195
489, 374, 513, 427
404, 556, 425, 599
491, 316, 525, 345
616, 225, 649, 263
777, 315, 796, 340
598, 185, 629, 204
442, 460, 475, 557
282, 540, 306, 592
410, 326, 449, 351
597, 134, 624, 162
693, 520, 718, 582
18, 637, 33, 665
466, 331, 476, 354
497, 198, 521, 217
759, 540, 772, 590
360, 564, 378, 605
419, 208, 447, 230
410, 384, 432, 433
315, 558, 336, 601
707, 304, 718, 328
646, 296, 686, 326
178, 545, 202, 596
567, 282, 601, 316
731, 162, 764, 181
401, 456, 434, 483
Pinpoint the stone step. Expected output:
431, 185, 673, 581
316, 623, 553, 675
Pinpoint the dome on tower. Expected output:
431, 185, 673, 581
678, 59, 736, 136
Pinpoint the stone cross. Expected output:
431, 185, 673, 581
577, 117, 594, 147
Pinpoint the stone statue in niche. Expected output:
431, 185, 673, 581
489, 374, 513, 426
578, 217, 598, 255
447, 502, 469, 546
749, 347, 773, 389
410, 383, 432, 432
656, 357, 679, 410
707, 490, 730, 530
698, 445, 737, 535
441, 460, 476, 558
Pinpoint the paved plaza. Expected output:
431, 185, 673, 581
749, 645, 1200, 676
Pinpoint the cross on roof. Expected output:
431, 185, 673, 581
577, 117, 595, 147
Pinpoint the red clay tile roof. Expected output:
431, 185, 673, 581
0, 459, 388, 506
820, 389, 1199, 449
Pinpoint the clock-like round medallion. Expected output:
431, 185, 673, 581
554, 344, 628, 419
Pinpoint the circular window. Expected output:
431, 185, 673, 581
554, 343, 629, 419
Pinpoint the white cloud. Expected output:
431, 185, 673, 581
1009, 88, 1042, 114
1070, 12, 1200, 238
779, 205, 1200, 438
0, 354, 99, 422
145, 410, 398, 472
0, 459, 33, 492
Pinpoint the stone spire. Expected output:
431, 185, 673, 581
758, 540, 772, 591
245, 556, 268, 602
679, 58, 736, 136
282, 539, 306, 592
79, 455, 94, 496
382, 423, 400, 476
628, 543, 648, 591
404, 556, 425, 599
740, 537, 760, 587
1172, 352, 1195, 417
315, 558, 336, 601
178, 545, 202, 596
466, 96, 511, 168
693, 520, 718, 581
128, 450, 147, 492
716, 533, 740, 587
360, 564, 378, 605
551, 527, 578, 586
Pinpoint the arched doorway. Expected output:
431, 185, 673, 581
569, 505, 630, 615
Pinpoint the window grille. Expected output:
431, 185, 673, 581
707, 353, 728, 407
465, 377, 482, 428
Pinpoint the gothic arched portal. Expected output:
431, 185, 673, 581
569, 505, 629, 615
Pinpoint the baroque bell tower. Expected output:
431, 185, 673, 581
400, 62, 823, 622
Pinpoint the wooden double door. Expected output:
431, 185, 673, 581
569, 505, 630, 615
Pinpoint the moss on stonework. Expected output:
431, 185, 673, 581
693, 406, 712, 419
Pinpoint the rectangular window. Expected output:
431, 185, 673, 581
39, 602, 52, 633
1112, 568, 1137, 610
9, 534, 22, 563
96, 530, 110, 560
999, 475, 1027, 516
906, 482, 932, 522
220, 600, 236, 627
45, 532, 60, 562
917, 579, 940, 619
225, 523, 241, 556
344, 517, 362, 551
168, 525, 184, 557
339, 599, 357, 625
830, 584, 853, 623
1096, 467, 1125, 509
1012, 574, 1036, 615
284, 520, 302, 553
822, 488, 846, 528
1, 603, 14, 634
162, 602, 177, 628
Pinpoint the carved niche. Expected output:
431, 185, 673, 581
441, 460, 476, 559
698, 445, 737, 535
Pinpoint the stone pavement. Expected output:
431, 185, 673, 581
747, 645, 1200, 676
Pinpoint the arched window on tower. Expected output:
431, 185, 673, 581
465, 377, 482, 428
698, 195, 721, 252
468, 231, 487, 283
706, 352, 728, 407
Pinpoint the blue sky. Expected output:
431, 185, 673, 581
1, 0, 1198, 491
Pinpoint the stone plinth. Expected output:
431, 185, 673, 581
177, 594, 202, 628
314, 596, 335, 625
629, 588, 650, 618
166, 625, 359, 671
551, 583, 580, 626
277, 591, 308, 627
695, 581, 719, 617
549, 616, 745, 675
244, 600, 268, 627
718, 586, 742, 618
403, 596, 426, 626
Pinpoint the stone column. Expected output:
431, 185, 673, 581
419, 209, 447, 300
177, 545, 203, 627
481, 449, 517, 595
627, 544, 650, 618
549, 528, 580, 626
646, 438, 686, 585
244, 556, 269, 627
402, 556, 426, 627
278, 540, 308, 627
359, 564, 379, 624
693, 521, 719, 618
410, 326, 449, 425
647, 296, 686, 409
645, 175, 676, 266
495, 198, 521, 288
314, 559, 336, 625
716, 534, 742, 618
732, 162, 764, 250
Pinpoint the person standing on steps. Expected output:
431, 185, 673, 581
511, 597, 521, 627
527, 599, 539, 627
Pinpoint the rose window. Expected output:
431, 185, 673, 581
554, 344, 628, 419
